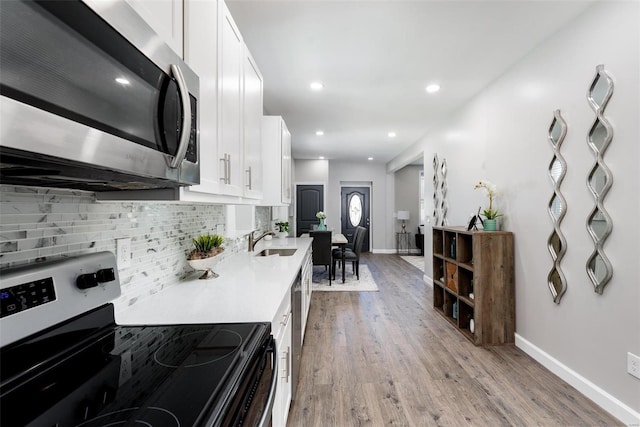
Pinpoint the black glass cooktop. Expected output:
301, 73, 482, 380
0, 305, 270, 426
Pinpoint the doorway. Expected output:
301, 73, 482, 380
340, 186, 370, 252
295, 184, 324, 236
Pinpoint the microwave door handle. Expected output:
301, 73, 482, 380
258, 337, 278, 427
169, 64, 192, 169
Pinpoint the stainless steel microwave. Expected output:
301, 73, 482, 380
0, 0, 199, 191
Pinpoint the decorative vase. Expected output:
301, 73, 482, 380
317, 218, 326, 230
469, 318, 475, 334
484, 219, 497, 231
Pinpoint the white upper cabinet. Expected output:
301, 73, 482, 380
261, 116, 292, 206
181, 0, 224, 199
242, 48, 264, 199
180, 0, 264, 203
217, 1, 244, 197
125, 0, 183, 57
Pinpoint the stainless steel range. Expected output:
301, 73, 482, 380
0, 252, 276, 426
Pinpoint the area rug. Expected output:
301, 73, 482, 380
400, 255, 425, 272
312, 264, 378, 292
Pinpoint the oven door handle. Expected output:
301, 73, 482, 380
169, 63, 192, 169
258, 336, 278, 427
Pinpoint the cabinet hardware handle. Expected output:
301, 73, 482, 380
246, 166, 252, 189
280, 311, 290, 326
219, 154, 231, 184
281, 346, 290, 381
281, 349, 289, 381
220, 156, 227, 183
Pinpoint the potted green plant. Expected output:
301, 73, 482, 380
474, 180, 502, 231
274, 221, 290, 239
187, 233, 225, 279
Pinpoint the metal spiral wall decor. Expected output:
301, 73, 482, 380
547, 110, 568, 304
586, 64, 614, 294
439, 159, 448, 226
432, 154, 440, 226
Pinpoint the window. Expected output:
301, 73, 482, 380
349, 194, 363, 226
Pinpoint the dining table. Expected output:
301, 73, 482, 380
302, 232, 349, 283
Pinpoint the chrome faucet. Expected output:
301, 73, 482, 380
248, 230, 276, 251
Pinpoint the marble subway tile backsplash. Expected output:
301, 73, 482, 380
0, 185, 244, 312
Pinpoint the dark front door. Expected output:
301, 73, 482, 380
341, 187, 370, 252
296, 185, 324, 236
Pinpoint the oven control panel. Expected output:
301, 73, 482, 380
0, 277, 56, 318
0, 251, 120, 347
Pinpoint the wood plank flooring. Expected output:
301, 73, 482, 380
287, 253, 621, 426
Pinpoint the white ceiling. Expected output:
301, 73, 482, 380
226, 0, 595, 164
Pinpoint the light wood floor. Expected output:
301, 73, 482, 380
288, 253, 621, 427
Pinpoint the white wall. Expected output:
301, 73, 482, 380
294, 159, 329, 184
389, 1, 639, 422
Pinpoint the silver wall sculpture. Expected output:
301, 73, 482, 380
547, 110, 568, 303
586, 64, 614, 294
432, 154, 440, 226
432, 154, 448, 226
439, 159, 448, 226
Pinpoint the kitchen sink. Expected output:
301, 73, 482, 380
255, 249, 297, 257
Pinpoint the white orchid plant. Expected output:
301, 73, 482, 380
474, 180, 502, 220
316, 211, 326, 220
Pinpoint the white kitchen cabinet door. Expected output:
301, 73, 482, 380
182, 0, 224, 198
242, 47, 264, 199
217, 1, 244, 197
261, 116, 292, 206
273, 308, 292, 427
126, 0, 183, 57
271, 286, 293, 427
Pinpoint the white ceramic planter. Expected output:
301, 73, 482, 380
187, 256, 221, 279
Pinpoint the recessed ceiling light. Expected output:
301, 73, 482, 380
310, 81, 324, 91
368, 157, 374, 161
425, 83, 441, 94
115, 77, 130, 85
388, 132, 396, 138
316, 130, 324, 136
319, 156, 325, 160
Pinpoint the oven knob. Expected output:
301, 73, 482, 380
76, 273, 98, 289
96, 268, 116, 283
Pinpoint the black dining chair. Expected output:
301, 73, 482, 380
332, 226, 366, 280
310, 230, 332, 285
331, 226, 362, 259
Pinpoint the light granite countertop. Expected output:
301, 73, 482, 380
116, 237, 312, 325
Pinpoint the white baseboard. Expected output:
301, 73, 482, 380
371, 249, 397, 254
424, 275, 433, 287
370, 249, 424, 255
515, 334, 640, 426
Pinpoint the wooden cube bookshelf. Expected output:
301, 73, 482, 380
432, 226, 515, 345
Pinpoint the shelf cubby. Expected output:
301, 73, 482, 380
432, 230, 444, 256
433, 283, 445, 314
458, 233, 474, 265
433, 257, 445, 284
